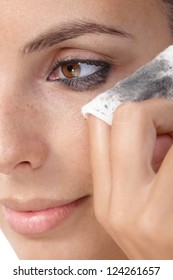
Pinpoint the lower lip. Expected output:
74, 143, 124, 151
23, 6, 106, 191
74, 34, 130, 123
3, 198, 86, 235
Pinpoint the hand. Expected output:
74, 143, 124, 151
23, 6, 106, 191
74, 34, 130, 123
87, 99, 173, 259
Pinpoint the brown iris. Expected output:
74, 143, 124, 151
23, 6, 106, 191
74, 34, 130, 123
61, 62, 81, 78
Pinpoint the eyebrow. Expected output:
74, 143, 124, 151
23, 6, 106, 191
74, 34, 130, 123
21, 21, 132, 55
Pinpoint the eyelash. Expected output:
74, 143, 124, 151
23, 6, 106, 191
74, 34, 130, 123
47, 59, 111, 92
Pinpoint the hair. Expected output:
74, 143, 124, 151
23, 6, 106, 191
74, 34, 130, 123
159, 0, 173, 30
162, 0, 173, 9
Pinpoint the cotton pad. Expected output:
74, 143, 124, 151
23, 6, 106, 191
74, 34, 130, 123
81, 45, 173, 125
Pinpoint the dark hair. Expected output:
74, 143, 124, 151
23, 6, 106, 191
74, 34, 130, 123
162, 0, 173, 8
160, 0, 173, 29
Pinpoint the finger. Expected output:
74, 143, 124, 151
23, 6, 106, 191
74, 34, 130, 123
152, 134, 173, 172
152, 144, 173, 204
87, 115, 111, 217
142, 144, 173, 226
111, 99, 173, 198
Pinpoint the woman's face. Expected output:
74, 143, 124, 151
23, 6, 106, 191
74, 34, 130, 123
0, 0, 172, 259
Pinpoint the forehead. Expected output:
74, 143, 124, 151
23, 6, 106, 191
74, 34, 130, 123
0, 0, 160, 32
0, 0, 167, 58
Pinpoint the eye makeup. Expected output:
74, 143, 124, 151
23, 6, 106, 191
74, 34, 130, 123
82, 45, 173, 125
47, 58, 111, 92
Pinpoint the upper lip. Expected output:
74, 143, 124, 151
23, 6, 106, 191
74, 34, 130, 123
0, 196, 89, 212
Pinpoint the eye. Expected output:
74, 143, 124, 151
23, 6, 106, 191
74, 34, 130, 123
47, 59, 111, 92
49, 61, 104, 79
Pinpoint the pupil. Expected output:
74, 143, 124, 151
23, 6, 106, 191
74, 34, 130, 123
67, 65, 74, 73
62, 63, 80, 78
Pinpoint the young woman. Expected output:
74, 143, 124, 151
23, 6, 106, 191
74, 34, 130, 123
0, 0, 173, 259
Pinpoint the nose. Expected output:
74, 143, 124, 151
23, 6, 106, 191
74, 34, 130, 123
0, 93, 48, 175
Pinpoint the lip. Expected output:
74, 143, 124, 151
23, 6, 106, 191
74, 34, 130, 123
2, 196, 88, 236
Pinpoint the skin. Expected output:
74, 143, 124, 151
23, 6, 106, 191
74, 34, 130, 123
88, 99, 173, 259
0, 0, 173, 259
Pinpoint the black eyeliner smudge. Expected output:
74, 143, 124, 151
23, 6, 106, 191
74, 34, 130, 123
57, 64, 111, 92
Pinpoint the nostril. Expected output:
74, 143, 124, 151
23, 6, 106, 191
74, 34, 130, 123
15, 161, 31, 169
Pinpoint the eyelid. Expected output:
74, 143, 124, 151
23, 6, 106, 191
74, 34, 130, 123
46, 46, 116, 70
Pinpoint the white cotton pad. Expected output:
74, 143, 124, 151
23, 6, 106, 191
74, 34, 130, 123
81, 45, 173, 125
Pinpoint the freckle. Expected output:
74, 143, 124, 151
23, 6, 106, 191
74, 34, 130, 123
26, 104, 34, 109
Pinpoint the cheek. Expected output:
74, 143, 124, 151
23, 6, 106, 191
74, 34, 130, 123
48, 101, 92, 181
152, 135, 173, 172
63, 119, 91, 172
39, 85, 94, 188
